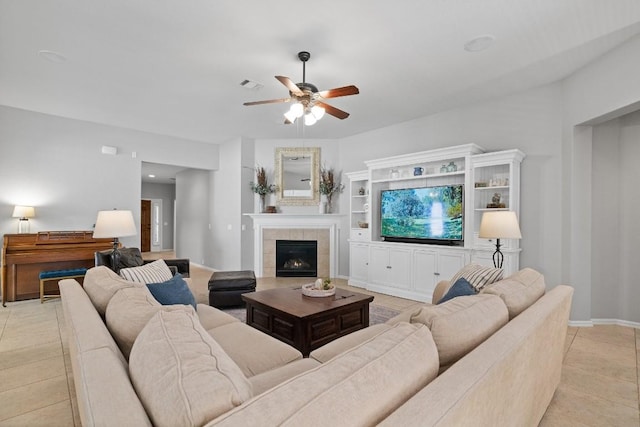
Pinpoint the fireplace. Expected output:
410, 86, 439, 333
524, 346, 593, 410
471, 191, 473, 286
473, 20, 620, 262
276, 240, 318, 277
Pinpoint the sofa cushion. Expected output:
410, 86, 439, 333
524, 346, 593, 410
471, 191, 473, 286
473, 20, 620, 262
248, 358, 321, 396
196, 304, 241, 329
205, 322, 303, 377
146, 273, 197, 310
83, 266, 142, 316
481, 267, 546, 319
209, 322, 439, 426
119, 259, 173, 284
129, 310, 253, 427
309, 323, 393, 363
409, 294, 509, 368
437, 277, 476, 304
105, 286, 193, 359
449, 263, 504, 292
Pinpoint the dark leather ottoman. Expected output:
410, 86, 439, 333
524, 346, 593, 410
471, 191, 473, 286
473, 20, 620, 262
208, 270, 256, 308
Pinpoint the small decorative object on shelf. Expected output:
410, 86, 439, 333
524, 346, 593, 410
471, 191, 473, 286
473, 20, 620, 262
265, 205, 277, 213
486, 192, 506, 208
319, 166, 345, 214
413, 166, 424, 176
390, 169, 400, 179
475, 182, 488, 188
358, 187, 365, 195
250, 166, 277, 213
302, 278, 336, 297
446, 161, 457, 172
357, 221, 369, 228
440, 164, 448, 173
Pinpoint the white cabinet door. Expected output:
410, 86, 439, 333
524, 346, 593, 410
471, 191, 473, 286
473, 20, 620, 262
349, 243, 369, 287
369, 246, 390, 286
437, 250, 467, 282
412, 249, 437, 297
369, 245, 411, 289
387, 248, 411, 289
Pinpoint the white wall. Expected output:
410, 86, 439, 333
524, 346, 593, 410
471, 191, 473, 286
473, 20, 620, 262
0, 106, 219, 252
253, 138, 342, 214
210, 138, 242, 270
561, 34, 640, 322
591, 111, 640, 323
339, 85, 564, 285
175, 169, 211, 265
618, 112, 640, 322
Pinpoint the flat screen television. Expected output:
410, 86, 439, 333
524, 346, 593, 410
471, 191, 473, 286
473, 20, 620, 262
380, 184, 464, 245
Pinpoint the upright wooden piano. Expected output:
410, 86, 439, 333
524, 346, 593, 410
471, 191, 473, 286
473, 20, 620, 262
1, 231, 114, 306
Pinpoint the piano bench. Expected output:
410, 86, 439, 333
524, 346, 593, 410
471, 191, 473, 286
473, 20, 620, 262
39, 268, 88, 303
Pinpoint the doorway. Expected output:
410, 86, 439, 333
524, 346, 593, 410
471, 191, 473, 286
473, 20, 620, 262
141, 199, 163, 252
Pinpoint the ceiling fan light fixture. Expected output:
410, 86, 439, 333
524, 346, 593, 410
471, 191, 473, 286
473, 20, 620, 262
311, 105, 325, 120
304, 112, 317, 126
284, 109, 297, 123
289, 102, 304, 118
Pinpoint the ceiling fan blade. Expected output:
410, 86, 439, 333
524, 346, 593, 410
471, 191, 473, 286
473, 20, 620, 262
318, 85, 359, 99
275, 76, 304, 96
243, 97, 291, 106
316, 101, 350, 120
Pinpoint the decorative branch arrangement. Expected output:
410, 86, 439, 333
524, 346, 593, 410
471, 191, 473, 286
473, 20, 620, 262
319, 167, 344, 213
250, 166, 276, 195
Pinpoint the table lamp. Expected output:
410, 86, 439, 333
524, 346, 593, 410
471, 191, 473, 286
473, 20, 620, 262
93, 209, 137, 272
12, 206, 35, 234
478, 211, 522, 269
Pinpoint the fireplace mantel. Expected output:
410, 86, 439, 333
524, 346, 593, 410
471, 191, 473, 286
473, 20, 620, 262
245, 214, 345, 278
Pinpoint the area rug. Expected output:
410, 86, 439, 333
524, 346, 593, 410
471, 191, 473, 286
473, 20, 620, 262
222, 303, 400, 325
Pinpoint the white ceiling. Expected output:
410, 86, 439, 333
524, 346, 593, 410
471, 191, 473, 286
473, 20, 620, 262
2, 0, 640, 146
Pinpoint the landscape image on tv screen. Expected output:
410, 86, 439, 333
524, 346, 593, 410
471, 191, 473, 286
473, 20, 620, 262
380, 185, 463, 243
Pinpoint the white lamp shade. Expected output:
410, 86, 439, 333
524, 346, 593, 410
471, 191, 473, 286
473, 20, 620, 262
289, 102, 304, 118
284, 109, 297, 123
478, 211, 522, 239
93, 210, 137, 238
311, 105, 325, 120
304, 112, 317, 126
12, 206, 35, 218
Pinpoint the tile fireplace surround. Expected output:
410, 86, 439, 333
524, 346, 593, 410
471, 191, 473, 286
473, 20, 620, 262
246, 214, 344, 278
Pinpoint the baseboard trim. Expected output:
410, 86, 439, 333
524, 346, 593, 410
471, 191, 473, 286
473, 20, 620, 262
569, 318, 640, 329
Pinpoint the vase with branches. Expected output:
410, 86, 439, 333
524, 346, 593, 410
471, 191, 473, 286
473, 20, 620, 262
319, 167, 345, 213
250, 166, 276, 213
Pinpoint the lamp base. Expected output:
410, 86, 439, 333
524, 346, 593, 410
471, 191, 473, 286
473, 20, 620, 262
492, 238, 504, 269
17, 218, 30, 234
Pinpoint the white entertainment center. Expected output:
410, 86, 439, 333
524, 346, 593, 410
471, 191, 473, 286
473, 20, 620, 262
346, 144, 524, 302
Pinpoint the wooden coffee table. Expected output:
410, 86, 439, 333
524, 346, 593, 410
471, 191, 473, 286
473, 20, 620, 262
242, 286, 374, 357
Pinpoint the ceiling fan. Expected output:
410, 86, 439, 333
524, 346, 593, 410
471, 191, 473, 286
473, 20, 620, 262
243, 51, 359, 126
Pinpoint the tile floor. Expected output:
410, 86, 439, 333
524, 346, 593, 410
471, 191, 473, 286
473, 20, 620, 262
0, 261, 638, 426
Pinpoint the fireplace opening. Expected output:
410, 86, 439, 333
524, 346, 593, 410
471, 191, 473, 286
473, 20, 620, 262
276, 240, 318, 277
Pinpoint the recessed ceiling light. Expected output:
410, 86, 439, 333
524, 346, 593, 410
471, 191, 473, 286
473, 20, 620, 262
148, 174, 155, 178
464, 35, 495, 52
38, 50, 67, 63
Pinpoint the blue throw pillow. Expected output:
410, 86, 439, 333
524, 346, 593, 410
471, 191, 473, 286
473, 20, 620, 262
147, 273, 197, 311
437, 277, 476, 304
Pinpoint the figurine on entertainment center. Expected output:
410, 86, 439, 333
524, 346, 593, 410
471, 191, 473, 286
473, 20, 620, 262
487, 192, 506, 209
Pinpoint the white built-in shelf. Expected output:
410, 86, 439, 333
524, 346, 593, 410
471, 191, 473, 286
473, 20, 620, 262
474, 185, 510, 191
371, 171, 464, 184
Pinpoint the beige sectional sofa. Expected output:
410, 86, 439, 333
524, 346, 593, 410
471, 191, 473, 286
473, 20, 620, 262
60, 265, 572, 426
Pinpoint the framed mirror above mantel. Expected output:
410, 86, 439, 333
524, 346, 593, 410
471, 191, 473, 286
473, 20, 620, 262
275, 147, 320, 206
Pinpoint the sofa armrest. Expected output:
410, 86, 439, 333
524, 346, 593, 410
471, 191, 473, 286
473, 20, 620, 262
432, 280, 451, 304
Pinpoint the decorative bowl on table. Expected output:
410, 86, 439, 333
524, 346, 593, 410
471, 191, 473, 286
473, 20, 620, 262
301, 279, 336, 297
